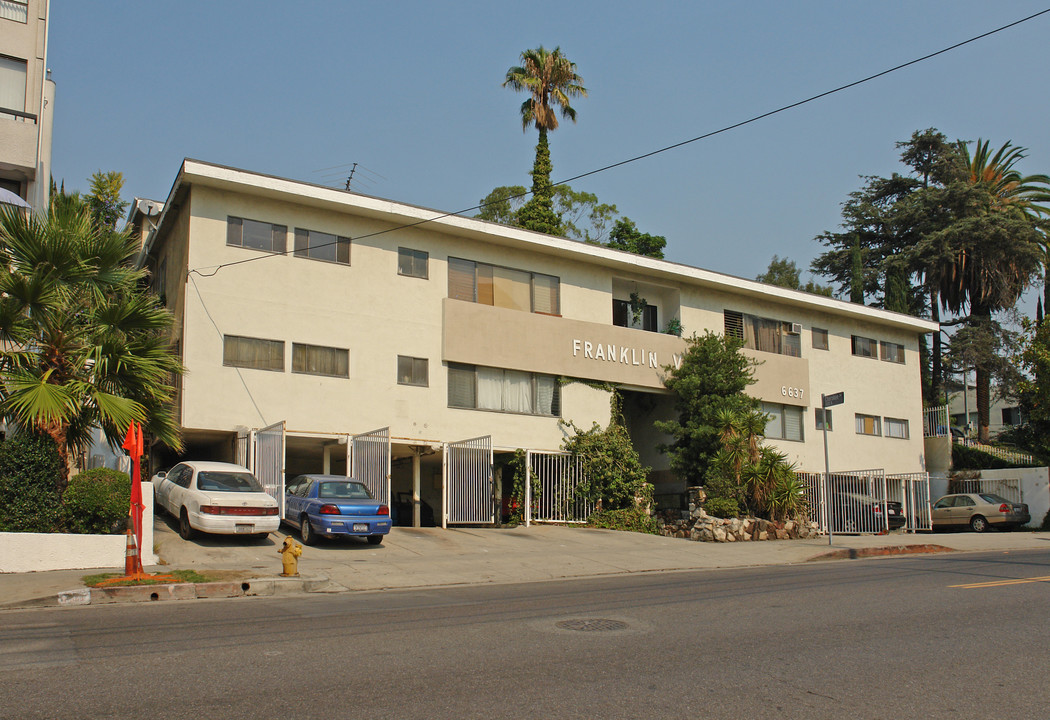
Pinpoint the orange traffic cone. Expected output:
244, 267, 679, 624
124, 528, 142, 576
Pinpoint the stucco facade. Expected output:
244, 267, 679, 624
141, 160, 936, 512
0, 0, 53, 212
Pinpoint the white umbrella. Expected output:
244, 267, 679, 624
0, 188, 31, 209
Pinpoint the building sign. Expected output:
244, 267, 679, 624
442, 299, 809, 403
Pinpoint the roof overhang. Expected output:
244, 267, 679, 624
146, 158, 939, 335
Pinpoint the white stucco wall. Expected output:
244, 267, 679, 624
978, 467, 1050, 528
0, 483, 156, 573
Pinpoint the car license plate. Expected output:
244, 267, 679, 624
235, 524, 254, 533
353, 523, 369, 532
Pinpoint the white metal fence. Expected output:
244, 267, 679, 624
445, 436, 494, 525
799, 470, 931, 534
525, 451, 595, 525
923, 405, 950, 437
951, 477, 1022, 504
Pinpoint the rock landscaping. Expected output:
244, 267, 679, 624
654, 488, 819, 543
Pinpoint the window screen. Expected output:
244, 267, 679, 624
398, 248, 428, 278
223, 335, 284, 371
397, 356, 428, 386
292, 343, 349, 377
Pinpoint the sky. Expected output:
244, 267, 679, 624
48, 1, 1050, 304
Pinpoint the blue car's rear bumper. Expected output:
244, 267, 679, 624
310, 514, 391, 537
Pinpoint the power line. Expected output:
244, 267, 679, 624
189, 8, 1050, 279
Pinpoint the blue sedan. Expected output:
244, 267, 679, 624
284, 475, 391, 545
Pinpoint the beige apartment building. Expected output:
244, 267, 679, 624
139, 159, 937, 525
0, 0, 52, 212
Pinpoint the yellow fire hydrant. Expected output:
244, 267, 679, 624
279, 536, 303, 576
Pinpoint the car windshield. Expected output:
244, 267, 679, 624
318, 481, 372, 499
979, 493, 1010, 504
197, 471, 263, 493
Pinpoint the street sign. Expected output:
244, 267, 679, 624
822, 391, 844, 408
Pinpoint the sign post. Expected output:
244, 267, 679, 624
821, 392, 844, 547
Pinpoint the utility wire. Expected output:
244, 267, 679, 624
189, 8, 1050, 279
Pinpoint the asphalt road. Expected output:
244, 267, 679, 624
2, 550, 1048, 719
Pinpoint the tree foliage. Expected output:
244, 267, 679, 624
86, 171, 129, 230
655, 331, 760, 487
606, 218, 666, 259
476, 183, 665, 257
504, 47, 586, 236
812, 129, 1050, 439
0, 191, 183, 493
756, 255, 832, 296
562, 395, 652, 512
0, 429, 64, 532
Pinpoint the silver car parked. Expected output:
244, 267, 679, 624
931, 493, 1030, 533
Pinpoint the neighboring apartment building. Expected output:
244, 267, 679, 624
0, 0, 53, 212
140, 159, 937, 524
948, 382, 1022, 438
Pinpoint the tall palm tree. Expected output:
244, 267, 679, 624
0, 198, 182, 493
922, 139, 1047, 441
504, 46, 586, 235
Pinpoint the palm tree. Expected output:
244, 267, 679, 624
0, 198, 182, 493
920, 139, 1047, 441
504, 47, 586, 235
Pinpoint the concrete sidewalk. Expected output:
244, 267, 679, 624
3, 521, 1049, 610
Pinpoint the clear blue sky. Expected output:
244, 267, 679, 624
49, 1, 1050, 301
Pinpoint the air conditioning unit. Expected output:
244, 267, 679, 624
790, 323, 803, 335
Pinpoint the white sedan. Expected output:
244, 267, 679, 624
153, 461, 280, 540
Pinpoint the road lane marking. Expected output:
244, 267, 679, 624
950, 575, 1050, 589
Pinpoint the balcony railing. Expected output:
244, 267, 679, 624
0, 107, 37, 124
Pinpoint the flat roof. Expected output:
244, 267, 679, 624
148, 158, 939, 334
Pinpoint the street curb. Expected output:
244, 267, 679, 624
807, 544, 957, 561
3, 575, 338, 609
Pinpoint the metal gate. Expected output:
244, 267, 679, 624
800, 469, 931, 534
352, 427, 390, 505
887, 472, 932, 531
525, 451, 594, 526
444, 436, 493, 526
254, 421, 286, 516
235, 429, 251, 470
951, 477, 1022, 504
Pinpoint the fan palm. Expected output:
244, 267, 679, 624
504, 47, 586, 234
0, 200, 182, 493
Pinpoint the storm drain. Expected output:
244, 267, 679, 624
556, 618, 628, 632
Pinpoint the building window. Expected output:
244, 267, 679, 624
851, 335, 877, 359
724, 310, 801, 357
227, 216, 287, 254
1002, 407, 1022, 426
855, 414, 881, 436
0, 55, 27, 112
0, 1, 28, 23
812, 328, 829, 351
880, 341, 905, 364
762, 402, 803, 442
397, 356, 428, 386
292, 343, 348, 378
815, 408, 833, 431
448, 257, 559, 315
884, 417, 909, 439
447, 363, 560, 416
612, 299, 658, 332
294, 228, 350, 264
398, 247, 428, 278
223, 335, 284, 372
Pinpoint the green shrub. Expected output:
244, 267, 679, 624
952, 443, 1030, 470
63, 468, 131, 534
0, 430, 64, 532
588, 507, 657, 534
703, 496, 740, 519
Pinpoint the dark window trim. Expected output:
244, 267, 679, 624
397, 355, 429, 387
398, 247, 429, 279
